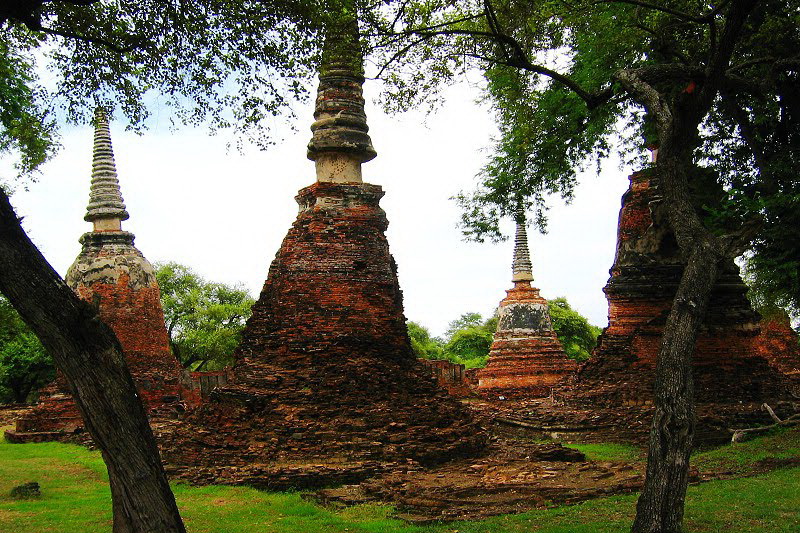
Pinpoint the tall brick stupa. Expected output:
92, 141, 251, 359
576, 166, 791, 406
161, 15, 485, 488
7, 110, 184, 442
477, 209, 577, 398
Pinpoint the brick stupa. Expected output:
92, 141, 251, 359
477, 210, 578, 397
7, 110, 184, 442
160, 17, 485, 489
755, 313, 800, 394
576, 167, 791, 406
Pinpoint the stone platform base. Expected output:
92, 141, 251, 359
3, 430, 84, 444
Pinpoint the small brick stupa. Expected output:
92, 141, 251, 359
160, 17, 484, 489
477, 210, 577, 398
7, 110, 183, 442
576, 167, 790, 407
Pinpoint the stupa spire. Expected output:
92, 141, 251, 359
85, 108, 129, 231
307, 11, 376, 183
512, 206, 534, 283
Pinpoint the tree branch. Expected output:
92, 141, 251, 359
373, 33, 435, 80
35, 24, 143, 53
698, 0, 759, 116
590, 0, 707, 23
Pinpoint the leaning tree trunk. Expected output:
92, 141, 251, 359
631, 132, 729, 531
631, 242, 720, 533
0, 190, 186, 533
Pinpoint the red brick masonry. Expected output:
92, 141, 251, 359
576, 170, 792, 406
478, 282, 577, 398
8, 231, 183, 441
160, 182, 485, 489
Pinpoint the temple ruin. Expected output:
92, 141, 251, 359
6, 110, 185, 443
159, 18, 485, 489
477, 210, 577, 397
576, 168, 793, 407
755, 313, 800, 394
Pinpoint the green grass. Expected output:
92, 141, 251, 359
1, 428, 799, 533
692, 427, 800, 475
564, 442, 646, 463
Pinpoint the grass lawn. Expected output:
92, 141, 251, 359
1, 426, 798, 533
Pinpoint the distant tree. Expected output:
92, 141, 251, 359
548, 298, 602, 362
0, 296, 53, 403
444, 327, 494, 369
407, 321, 445, 360
444, 312, 485, 342
482, 315, 499, 334
155, 263, 254, 371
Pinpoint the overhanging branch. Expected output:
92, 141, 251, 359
36, 25, 143, 54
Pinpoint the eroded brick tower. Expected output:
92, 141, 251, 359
477, 210, 577, 397
576, 168, 790, 406
7, 110, 183, 441
160, 16, 484, 488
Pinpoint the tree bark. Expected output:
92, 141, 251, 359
0, 189, 186, 533
631, 242, 720, 533
631, 120, 730, 531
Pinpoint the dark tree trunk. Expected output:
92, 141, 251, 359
631, 244, 720, 533
631, 132, 727, 532
0, 190, 186, 533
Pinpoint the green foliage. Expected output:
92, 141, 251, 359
407, 321, 444, 360
155, 262, 254, 371
408, 312, 497, 369
443, 311, 485, 341
0, 0, 330, 178
0, 36, 54, 178
742, 194, 800, 324
444, 327, 494, 369
441, 312, 497, 368
0, 296, 53, 404
548, 298, 601, 362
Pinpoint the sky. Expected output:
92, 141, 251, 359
3, 81, 634, 338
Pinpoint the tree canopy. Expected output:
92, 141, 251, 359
155, 262, 254, 371
0, 0, 331, 177
369, 0, 799, 247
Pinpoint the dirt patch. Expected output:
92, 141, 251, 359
313, 430, 647, 522
314, 397, 779, 522
752, 456, 800, 470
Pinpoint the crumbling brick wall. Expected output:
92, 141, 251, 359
160, 182, 485, 488
576, 170, 791, 406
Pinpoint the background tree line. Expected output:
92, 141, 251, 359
0, 262, 253, 404
408, 297, 602, 368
